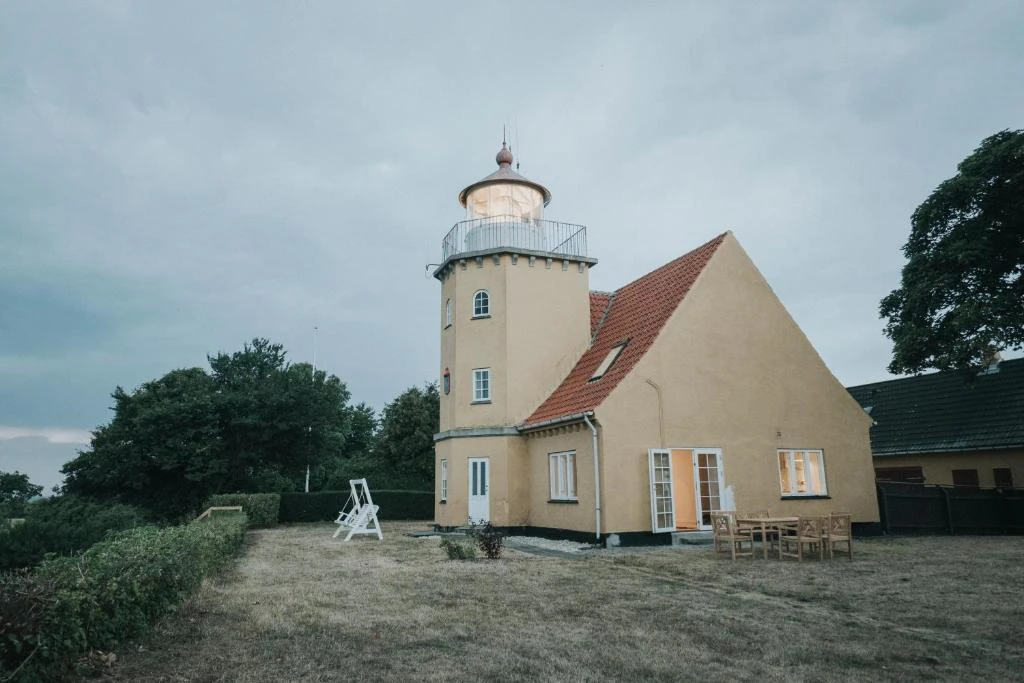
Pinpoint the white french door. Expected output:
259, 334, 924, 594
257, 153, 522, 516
467, 458, 490, 523
649, 447, 725, 532
693, 448, 724, 529
648, 449, 675, 532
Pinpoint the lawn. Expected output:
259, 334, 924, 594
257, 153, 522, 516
104, 522, 1024, 682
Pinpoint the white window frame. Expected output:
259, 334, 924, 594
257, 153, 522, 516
439, 459, 448, 501
472, 290, 490, 318
778, 449, 828, 497
548, 451, 577, 501
472, 368, 491, 403
444, 299, 452, 328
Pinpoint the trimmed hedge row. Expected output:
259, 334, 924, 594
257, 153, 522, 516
0, 497, 148, 571
279, 490, 434, 522
0, 513, 247, 681
204, 493, 280, 528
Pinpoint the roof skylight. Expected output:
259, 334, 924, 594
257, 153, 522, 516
590, 342, 627, 381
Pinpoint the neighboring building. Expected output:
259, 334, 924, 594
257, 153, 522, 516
847, 358, 1024, 489
433, 144, 880, 543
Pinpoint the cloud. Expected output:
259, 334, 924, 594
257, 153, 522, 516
0, 426, 92, 445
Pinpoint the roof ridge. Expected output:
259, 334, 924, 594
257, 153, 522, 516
612, 232, 729, 295
590, 291, 617, 343
847, 356, 1024, 391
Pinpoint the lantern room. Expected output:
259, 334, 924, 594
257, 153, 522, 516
458, 142, 551, 222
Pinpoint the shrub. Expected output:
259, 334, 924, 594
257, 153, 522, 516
0, 497, 148, 571
0, 513, 247, 681
204, 493, 280, 528
470, 522, 505, 560
279, 489, 433, 523
439, 537, 476, 560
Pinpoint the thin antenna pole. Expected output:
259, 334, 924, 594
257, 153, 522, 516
306, 324, 318, 493
515, 116, 520, 170
312, 324, 318, 377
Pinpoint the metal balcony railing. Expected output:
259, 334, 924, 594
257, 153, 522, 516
440, 216, 588, 263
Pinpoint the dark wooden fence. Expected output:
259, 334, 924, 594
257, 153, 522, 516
876, 482, 1024, 535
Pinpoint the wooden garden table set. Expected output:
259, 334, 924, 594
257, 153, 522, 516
714, 512, 853, 561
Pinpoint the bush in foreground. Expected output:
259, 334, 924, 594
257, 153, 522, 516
439, 537, 476, 560
0, 513, 247, 681
204, 493, 280, 528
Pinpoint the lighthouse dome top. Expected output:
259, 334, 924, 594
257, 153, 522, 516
458, 143, 552, 220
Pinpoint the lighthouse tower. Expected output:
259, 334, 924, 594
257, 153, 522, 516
433, 143, 596, 528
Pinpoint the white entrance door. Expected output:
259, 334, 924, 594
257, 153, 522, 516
648, 449, 675, 532
467, 458, 489, 524
692, 448, 724, 530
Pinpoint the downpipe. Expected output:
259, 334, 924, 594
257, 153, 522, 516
583, 413, 601, 541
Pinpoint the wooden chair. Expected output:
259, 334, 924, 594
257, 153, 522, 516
711, 512, 754, 560
736, 510, 775, 554
779, 516, 825, 561
824, 513, 853, 561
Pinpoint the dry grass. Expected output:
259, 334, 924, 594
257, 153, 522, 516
103, 523, 1024, 682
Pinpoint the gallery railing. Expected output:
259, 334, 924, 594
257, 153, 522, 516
441, 216, 588, 262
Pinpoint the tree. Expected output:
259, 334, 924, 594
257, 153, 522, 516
62, 338, 355, 518
317, 402, 378, 490
0, 471, 43, 518
372, 383, 439, 489
881, 130, 1024, 375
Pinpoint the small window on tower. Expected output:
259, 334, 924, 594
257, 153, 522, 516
472, 368, 491, 403
444, 299, 452, 328
590, 342, 627, 381
472, 290, 490, 318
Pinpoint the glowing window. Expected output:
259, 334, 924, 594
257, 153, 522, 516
778, 449, 827, 497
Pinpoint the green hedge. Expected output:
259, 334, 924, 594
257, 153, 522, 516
204, 493, 280, 528
279, 490, 434, 522
0, 497, 149, 571
0, 513, 247, 681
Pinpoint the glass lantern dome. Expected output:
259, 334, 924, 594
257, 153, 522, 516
457, 143, 552, 252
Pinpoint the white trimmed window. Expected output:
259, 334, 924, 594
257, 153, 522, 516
444, 299, 452, 328
440, 459, 448, 501
549, 451, 577, 500
778, 449, 827, 497
472, 290, 490, 318
590, 342, 627, 380
472, 368, 491, 402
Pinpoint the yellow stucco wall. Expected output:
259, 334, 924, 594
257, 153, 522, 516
438, 254, 591, 431
874, 449, 1024, 487
523, 426, 597, 532
434, 435, 528, 528
595, 232, 879, 533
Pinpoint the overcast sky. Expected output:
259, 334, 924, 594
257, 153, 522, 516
1, 1, 1022, 492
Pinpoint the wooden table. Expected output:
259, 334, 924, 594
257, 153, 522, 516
735, 516, 798, 559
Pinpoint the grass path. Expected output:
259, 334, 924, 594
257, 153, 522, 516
104, 523, 1024, 682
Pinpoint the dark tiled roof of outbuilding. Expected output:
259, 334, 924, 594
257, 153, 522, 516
589, 291, 612, 337
522, 233, 727, 428
846, 358, 1024, 456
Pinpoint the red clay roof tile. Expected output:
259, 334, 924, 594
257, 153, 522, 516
522, 233, 727, 428
588, 291, 612, 337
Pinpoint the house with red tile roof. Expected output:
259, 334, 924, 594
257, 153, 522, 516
433, 145, 880, 543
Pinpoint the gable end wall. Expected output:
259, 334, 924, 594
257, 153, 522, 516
596, 233, 879, 533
